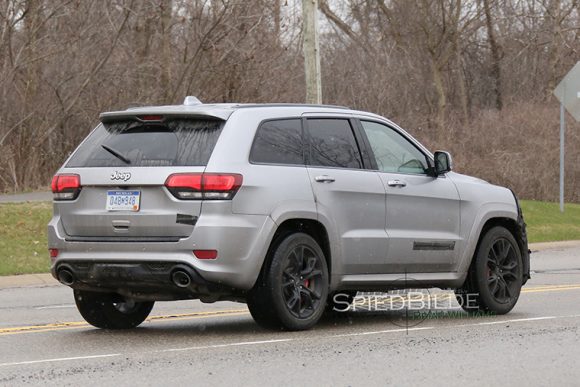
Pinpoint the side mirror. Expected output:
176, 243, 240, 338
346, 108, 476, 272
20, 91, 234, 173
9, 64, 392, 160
434, 151, 453, 175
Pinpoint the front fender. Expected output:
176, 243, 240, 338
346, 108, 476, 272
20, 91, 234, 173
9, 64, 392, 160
457, 202, 518, 276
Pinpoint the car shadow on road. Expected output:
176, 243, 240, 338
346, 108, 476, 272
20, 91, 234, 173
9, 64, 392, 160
63, 307, 491, 342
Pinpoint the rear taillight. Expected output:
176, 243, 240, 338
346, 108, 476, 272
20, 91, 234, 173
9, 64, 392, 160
165, 173, 242, 200
51, 174, 81, 200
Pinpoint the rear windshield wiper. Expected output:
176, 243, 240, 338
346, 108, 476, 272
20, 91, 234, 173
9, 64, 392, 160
101, 144, 131, 164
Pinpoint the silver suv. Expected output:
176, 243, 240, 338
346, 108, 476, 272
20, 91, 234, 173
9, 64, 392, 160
48, 99, 530, 331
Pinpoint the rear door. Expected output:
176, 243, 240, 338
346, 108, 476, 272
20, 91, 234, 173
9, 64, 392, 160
305, 117, 388, 274
58, 117, 224, 240
358, 120, 461, 273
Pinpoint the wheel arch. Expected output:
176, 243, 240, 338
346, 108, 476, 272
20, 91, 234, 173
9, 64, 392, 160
253, 218, 332, 289
457, 203, 518, 283
460, 215, 529, 288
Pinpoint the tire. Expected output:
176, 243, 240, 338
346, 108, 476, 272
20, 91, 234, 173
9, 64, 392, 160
326, 291, 357, 314
247, 232, 329, 331
74, 290, 154, 329
455, 226, 523, 314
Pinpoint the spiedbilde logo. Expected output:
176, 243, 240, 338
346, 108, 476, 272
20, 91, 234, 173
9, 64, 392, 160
331, 276, 495, 329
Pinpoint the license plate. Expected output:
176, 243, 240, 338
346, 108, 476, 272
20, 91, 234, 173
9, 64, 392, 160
106, 190, 140, 211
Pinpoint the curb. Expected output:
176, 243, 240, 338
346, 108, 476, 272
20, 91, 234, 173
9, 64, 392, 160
1, 240, 579, 290
0, 191, 52, 203
0, 273, 57, 289
529, 240, 580, 252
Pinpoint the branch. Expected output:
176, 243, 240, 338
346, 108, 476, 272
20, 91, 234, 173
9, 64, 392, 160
318, 0, 372, 54
33, 1, 134, 146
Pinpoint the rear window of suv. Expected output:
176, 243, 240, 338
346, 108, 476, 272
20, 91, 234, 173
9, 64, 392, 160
66, 118, 224, 167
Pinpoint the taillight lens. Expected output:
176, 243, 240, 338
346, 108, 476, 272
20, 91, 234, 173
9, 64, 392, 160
51, 174, 81, 200
165, 174, 203, 199
165, 173, 242, 200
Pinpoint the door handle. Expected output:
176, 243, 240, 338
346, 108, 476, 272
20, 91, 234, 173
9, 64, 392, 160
387, 180, 407, 188
315, 175, 335, 183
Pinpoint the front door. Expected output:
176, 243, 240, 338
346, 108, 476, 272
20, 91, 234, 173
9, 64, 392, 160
359, 120, 461, 273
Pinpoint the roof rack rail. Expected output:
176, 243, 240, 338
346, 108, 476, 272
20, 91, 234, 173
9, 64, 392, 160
233, 103, 350, 110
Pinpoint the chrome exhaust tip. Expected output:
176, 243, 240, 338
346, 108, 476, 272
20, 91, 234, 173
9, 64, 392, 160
57, 268, 75, 286
172, 270, 191, 288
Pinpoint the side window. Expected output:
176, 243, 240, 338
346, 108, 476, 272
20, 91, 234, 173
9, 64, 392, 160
307, 119, 363, 169
250, 119, 304, 165
361, 121, 428, 175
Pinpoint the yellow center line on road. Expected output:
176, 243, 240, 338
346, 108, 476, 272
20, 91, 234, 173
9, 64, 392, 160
2, 283, 580, 336
0, 309, 249, 336
521, 284, 580, 293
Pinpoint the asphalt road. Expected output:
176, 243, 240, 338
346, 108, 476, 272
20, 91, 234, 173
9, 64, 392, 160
1, 246, 579, 386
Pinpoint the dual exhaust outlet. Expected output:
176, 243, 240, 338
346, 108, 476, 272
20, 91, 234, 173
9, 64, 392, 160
57, 268, 75, 286
171, 270, 192, 288
56, 266, 193, 289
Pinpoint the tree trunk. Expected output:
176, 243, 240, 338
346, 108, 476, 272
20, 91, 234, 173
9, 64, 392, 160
431, 60, 447, 135
546, 0, 562, 100
160, 0, 173, 103
483, 0, 503, 110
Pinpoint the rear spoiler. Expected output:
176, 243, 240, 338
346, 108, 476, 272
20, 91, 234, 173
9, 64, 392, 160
99, 108, 232, 123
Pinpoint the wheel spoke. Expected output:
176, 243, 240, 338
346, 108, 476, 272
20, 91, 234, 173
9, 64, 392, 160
282, 280, 294, 288
298, 246, 305, 271
489, 276, 499, 296
502, 261, 517, 271
500, 243, 512, 264
492, 242, 501, 261
301, 286, 321, 300
497, 280, 506, 300
300, 288, 314, 310
303, 269, 322, 280
301, 256, 317, 276
488, 248, 498, 264
502, 271, 517, 281
504, 282, 513, 298
287, 251, 299, 272
287, 290, 300, 311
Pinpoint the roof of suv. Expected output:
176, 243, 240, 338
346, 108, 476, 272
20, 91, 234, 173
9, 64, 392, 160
99, 103, 384, 122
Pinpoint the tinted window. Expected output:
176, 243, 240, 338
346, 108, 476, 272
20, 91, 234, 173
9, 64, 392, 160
361, 121, 428, 174
307, 119, 362, 169
67, 118, 223, 167
250, 119, 303, 165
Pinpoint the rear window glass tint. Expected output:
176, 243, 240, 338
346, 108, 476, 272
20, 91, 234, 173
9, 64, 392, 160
307, 119, 362, 169
250, 119, 304, 165
66, 119, 224, 167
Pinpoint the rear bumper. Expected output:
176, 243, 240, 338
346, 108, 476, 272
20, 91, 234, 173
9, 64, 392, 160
53, 260, 230, 301
48, 209, 276, 294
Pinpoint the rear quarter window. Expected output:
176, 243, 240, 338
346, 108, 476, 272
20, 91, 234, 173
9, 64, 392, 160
249, 119, 304, 165
66, 118, 224, 167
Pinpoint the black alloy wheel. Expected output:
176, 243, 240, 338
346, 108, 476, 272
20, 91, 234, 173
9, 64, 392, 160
247, 232, 329, 331
486, 237, 520, 304
281, 244, 325, 319
455, 226, 523, 315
